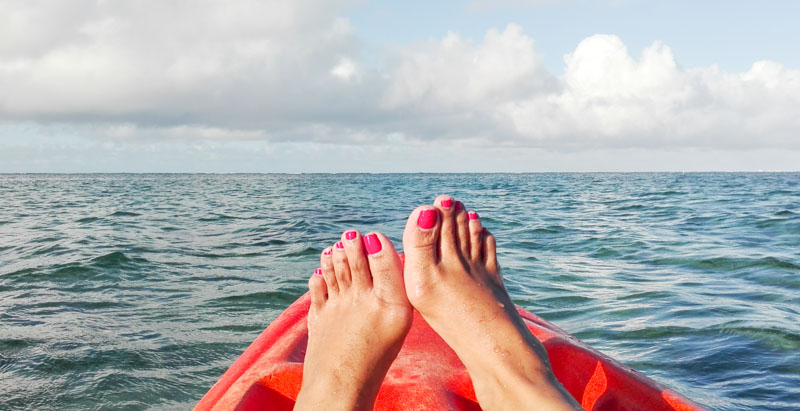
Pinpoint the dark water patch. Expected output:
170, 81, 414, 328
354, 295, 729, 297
0, 338, 45, 352
646, 256, 800, 271
615, 204, 646, 211
775, 210, 795, 216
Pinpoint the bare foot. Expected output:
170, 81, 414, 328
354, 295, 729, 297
402, 196, 581, 410
295, 231, 413, 411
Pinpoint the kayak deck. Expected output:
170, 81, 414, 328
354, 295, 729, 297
196, 293, 704, 410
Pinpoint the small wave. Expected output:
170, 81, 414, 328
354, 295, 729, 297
91, 251, 133, 266
719, 324, 800, 351
109, 211, 141, 217
281, 246, 320, 257
636, 190, 687, 197
77, 216, 101, 223
589, 247, 623, 258
775, 210, 795, 216
530, 226, 565, 235
31, 244, 70, 257
252, 239, 288, 247
198, 214, 240, 222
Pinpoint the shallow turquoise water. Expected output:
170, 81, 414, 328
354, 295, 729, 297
1, 173, 798, 410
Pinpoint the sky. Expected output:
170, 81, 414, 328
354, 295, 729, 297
1, 0, 798, 172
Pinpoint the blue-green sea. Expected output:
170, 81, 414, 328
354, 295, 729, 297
1, 173, 798, 410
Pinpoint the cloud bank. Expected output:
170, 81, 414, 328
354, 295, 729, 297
1, 0, 798, 152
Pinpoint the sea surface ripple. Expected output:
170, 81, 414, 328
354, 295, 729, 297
1, 173, 798, 410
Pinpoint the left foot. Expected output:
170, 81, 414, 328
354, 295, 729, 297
294, 230, 413, 411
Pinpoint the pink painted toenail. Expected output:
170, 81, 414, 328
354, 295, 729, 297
323, 249, 332, 255
455, 201, 464, 210
345, 231, 357, 240
335, 241, 344, 249
363, 234, 382, 254
468, 211, 479, 220
441, 199, 452, 208
314, 268, 322, 276
418, 210, 437, 229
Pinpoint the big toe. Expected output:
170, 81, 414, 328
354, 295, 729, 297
402, 206, 440, 269
363, 232, 408, 305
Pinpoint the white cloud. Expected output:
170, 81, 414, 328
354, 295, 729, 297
0, 0, 366, 125
0, 1, 798, 154
330, 57, 360, 82
384, 30, 800, 149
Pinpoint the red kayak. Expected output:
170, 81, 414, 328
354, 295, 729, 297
196, 293, 704, 410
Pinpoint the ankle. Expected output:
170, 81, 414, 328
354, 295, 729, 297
472, 367, 576, 411
295, 376, 378, 411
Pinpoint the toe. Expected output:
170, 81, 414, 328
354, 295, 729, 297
433, 195, 459, 259
342, 230, 371, 290
455, 206, 470, 258
363, 232, 407, 303
321, 245, 336, 286
468, 211, 483, 261
331, 240, 350, 293
482, 228, 499, 274
309, 269, 328, 309
402, 206, 440, 269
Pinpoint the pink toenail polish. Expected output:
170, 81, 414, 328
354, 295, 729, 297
363, 233, 382, 254
345, 231, 357, 240
335, 241, 344, 249
441, 199, 452, 208
324, 249, 332, 255
468, 211, 479, 220
418, 209, 437, 229
314, 268, 323, 276
455, 201, 464, 210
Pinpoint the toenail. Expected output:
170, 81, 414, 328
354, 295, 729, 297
345, 231, 357, 240
418, 209, 437, 229
335, 241, 344, 249
455, 201, 464, 210
313, 268, 323, 276
468, 211, 479, 220
363, 233, 382, 255
441, 199, 453, 208
323, 248, 332, 255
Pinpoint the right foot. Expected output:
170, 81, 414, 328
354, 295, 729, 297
402, 195, 580, 410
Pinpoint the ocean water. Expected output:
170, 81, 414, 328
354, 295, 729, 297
1, 173, 798, 410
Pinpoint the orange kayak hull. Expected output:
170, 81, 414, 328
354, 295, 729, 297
196, 293, 704, 410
